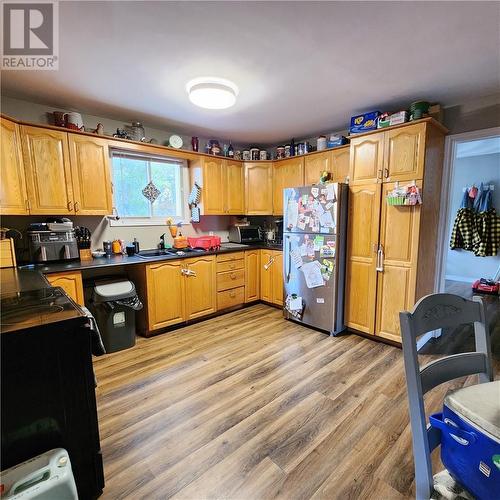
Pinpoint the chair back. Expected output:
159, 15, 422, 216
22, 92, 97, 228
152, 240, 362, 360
399, 293, 493, 500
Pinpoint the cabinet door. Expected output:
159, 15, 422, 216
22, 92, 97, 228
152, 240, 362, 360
304, 152, 330, 185
146, 261, 185, 329
375, 182, 421, 342
21, 126, 74, 215
225, 161, 245, 214
1, 118, 28, 214
68, 135, 112, 215
271, 251, 283, 306
260, 249, 273, 302
244, 250, 260, 302
344, 184, 382, 334
46, 271, 84, 306
245, 162, 273, 214
273, 158, 304, 214
184, 256, 216, 320
384, 123, 426, 182
331, 146, 350, 183
349, 132, 384, 185
203, 159, 225, 214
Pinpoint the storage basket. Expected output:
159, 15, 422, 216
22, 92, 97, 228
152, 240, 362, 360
188, 235, 221, 250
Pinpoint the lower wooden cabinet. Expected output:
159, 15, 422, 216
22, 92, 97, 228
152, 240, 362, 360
184, 256, 216, 320
216, 253, 245, 311
244, 250, 260, 302
260, 250, 283, 306
45, 271, 84, 306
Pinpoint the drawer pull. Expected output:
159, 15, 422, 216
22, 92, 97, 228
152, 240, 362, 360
229, 291, 236, 298
230, 273, 236, 280
67, 200, 73, 211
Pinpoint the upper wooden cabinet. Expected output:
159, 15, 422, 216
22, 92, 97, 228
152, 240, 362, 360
191, 158, 244, 215
224, 161, 245, 214
68, 135, 113, 215
331, 146, 350, 183
304, 152, 329, 185
383, 123, 425, 182
349, 132, 385, 185
21, 125, 75, 215
245, 162, 273, 215
272, 157, 304, 214
0, 118, 29, 214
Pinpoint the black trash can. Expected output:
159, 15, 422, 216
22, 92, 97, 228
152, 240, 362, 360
88, 280, 142, 353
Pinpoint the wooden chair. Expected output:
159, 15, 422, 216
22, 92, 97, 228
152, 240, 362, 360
399, 293, 493, 500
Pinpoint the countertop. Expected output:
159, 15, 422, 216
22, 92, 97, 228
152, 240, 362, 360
0, 267, 51, 294
19, 242, 283, 275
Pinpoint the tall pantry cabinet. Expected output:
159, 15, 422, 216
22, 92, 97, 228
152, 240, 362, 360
345, 119, 446, 343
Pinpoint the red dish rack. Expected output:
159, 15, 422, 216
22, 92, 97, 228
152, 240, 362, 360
188, 235, 221, 251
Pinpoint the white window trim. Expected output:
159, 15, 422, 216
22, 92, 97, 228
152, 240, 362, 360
108, 149, 190, 227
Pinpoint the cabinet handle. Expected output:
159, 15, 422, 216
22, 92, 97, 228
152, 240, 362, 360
377, 169, 382, 179
384, 168, 389, 179
67, 201, 73, 211
74, 201, 80, 212
25, 199, 31, 212
264, 257, 275, 270
229, 291, 236, 298
376, 244, 385, 272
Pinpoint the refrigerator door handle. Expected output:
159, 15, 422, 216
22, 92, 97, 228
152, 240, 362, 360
285, 237, 291, 283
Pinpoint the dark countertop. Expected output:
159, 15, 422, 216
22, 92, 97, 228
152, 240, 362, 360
18, 243, 283, 275
0, 267, 51, 294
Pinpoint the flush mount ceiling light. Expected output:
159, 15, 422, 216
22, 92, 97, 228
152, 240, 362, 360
186, 77, 239, 109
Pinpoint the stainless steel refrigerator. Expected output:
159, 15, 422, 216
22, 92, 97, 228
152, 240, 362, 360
282, 183, 348, 335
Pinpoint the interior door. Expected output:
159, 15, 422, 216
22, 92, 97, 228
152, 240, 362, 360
184, 256, 216, 320
304, 152, 330, 185
146, 261, 185, 329
375, 182, 421, 342
384, 123, 426, 182
0, 118, 28, 214
68, 135, 112, 215
245, 162, 273, 214
203, 159, 225, 214
349, 132, 384, 185
21, 126, 74, 215
225, 161, 244, 214
344, 183, 382, 334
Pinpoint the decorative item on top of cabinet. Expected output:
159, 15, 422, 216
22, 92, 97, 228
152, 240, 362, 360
45, 271, 85, 306
0, 117, 29, 214
245, 162, 273, 215
68, 135, 113, 215
273, 157, 304, 215
21, 125, 75, 215
244, 249, 260, 302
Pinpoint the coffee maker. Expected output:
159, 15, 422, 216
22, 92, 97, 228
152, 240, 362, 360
27, 219, 79, 263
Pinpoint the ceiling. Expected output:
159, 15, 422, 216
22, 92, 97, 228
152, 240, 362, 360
2, 1, 499, 145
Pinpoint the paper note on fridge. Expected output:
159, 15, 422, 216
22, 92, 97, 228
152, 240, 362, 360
287, 200, 299, 228
311, 187, 319, 198
320, 210, 334, 228
326, 184, 336, 201
290, 248, 303, 268
301, 261, 324, 288
289, 296, 303, 311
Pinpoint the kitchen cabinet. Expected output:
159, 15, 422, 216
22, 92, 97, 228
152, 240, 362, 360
0, 239, 17, 268
183, 256, 216, 320
225, 161, 245, 214
145, 260, 185, 330
191, 158, 244, 215
304, 152, 329, 185
21, 125, 74, 215
46, 271, 84, 306
260, 250, 283, 306
68, 135, 112, 215
245, 162, 273, 215
0, 118, 29, 214
216, 253, 245, 310
272, 158, 304, 215
244, 250, 260, 302
345, 120, 446, 343
349, 132, 385, 185
331, 146, 350, 183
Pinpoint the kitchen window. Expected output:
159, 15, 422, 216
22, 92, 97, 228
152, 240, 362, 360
110, 150, 188, 226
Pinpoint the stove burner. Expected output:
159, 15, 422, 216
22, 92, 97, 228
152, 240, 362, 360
1, 304, 65, 324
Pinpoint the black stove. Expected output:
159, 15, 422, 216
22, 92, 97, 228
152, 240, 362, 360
0, 287, 83, 333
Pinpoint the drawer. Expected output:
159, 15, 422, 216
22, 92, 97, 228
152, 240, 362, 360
216, 269, 245, 291
217, 258, 244, 273
217, 286, 245, 310
217, 252, 244, 263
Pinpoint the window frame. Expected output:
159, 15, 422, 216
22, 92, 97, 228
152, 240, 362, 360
109, 149, 189, 227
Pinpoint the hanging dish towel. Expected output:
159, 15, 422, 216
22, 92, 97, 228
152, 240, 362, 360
450, 189, 476, 251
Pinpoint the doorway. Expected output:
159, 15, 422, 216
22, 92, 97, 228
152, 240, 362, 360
437, 128, 500, 296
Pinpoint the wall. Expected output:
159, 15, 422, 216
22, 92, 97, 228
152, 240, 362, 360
445, 150, 500, 282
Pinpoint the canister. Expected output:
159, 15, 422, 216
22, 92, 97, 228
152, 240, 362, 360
276, 146, 285, 159
250, 148, 259, 161
285, 145, 291, 157
317, 136, 327, 150
242, 150, 250, 160
259, 150, 267, 160
103, 240, 112, 257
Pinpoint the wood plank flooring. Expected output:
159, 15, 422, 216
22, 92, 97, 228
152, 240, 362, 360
94, 303, 499, 500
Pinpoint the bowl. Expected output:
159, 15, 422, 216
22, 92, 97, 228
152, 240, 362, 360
92, 250, 106, 258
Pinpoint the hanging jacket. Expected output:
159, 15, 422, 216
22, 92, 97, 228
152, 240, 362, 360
450, 190, 476, 251
473, 189, 500, 257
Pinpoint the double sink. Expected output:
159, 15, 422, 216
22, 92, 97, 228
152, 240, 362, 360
135, 248, 206, 259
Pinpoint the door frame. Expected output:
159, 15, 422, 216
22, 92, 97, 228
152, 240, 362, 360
435, 126, 500, 292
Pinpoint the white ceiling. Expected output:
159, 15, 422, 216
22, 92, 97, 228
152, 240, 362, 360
2, 1, 499, 145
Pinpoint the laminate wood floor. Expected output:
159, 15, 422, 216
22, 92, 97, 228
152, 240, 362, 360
94, 303, 499, 500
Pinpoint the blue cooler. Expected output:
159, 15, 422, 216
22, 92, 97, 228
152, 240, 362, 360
430, 381, 500, 500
